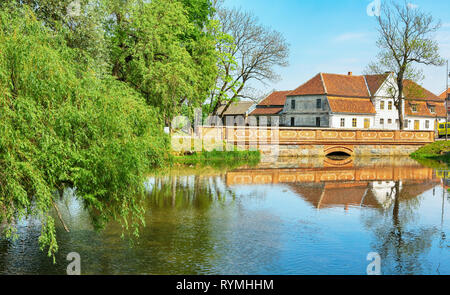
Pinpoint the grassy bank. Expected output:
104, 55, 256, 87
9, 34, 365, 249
174, 150, 261, 169
411, 141, 450, 163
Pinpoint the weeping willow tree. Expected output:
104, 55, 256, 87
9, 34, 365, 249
0, 6, 170, 259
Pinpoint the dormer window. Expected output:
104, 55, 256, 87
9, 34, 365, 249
412, 104, 418, 112
429, 105, 436, 113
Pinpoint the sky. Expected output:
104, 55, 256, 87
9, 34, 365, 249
223, 0, 450, 97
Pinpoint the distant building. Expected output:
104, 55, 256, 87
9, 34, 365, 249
438, 88, 450, 121
216, 101, 255, 126
438, 88, 450, 100
250, 91, 290, 126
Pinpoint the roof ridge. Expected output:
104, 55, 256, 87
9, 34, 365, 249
363, 75, 371, 97
320, 73, 328, 94
322, 72, 364, 77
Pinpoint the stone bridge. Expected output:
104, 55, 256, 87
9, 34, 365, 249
198, 127, 435, 157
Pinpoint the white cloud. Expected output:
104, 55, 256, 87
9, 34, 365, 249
407, 3, 419, 9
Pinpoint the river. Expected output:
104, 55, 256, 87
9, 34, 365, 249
0, 156, 449, 275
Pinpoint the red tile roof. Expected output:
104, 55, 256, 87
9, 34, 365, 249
364, 74, 388, 96
288, 73, 326, 96
250, 107, 284, 116
327, 97, 376, 114
288, 73, 371, 97
439, 88, 450, 100
322, 73, 370, 97
403, 80, 443, 101
259, 91, 291, 106
405, 100, 446, 118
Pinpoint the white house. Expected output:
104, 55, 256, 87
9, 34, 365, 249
281, 72, 446, 131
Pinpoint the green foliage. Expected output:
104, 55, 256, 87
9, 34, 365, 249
4, 0, 219, 125
1, 0, 110, 74
107, 0, 218, 124
411, 141, 450, 163
174, 150, 261, 169
0, 7, 169, 258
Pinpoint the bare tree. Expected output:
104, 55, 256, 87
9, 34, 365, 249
368, 0, 444, 130
209, 5, 289, 116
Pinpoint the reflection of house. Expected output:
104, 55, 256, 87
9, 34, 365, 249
282, 72, 446, 130
217, 101, 255, 126
289, 182, 380, 209
289, 180, 438, 210
250, 91, 290, 126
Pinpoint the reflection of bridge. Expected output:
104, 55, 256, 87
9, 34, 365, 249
199, 127, 435, 157
226, 166, 435, 186
226, 166, 439, 210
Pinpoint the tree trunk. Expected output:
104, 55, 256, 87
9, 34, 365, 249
396, 74, 405, 130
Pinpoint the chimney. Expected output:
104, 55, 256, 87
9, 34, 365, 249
348, 71, 353, 76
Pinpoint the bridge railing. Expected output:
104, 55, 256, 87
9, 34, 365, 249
198, 126, 435, 145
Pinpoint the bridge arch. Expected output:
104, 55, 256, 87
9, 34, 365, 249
324, 146, 354, 157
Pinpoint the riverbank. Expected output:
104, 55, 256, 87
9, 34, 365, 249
173, 150, 261, 169
410, 141, 450, 163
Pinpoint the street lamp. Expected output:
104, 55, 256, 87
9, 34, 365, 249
446, 60, 449, 141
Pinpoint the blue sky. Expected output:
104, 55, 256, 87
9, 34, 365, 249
223, 0, 450, 96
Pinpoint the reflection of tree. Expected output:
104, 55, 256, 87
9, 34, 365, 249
142, 174, 280, 275
363, 181, 438, 274
1, 172, 282, 274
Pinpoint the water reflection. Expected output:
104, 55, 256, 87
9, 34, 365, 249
0, 157, 449, 274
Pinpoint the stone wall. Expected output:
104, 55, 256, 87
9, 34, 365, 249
257, 144, 422, 157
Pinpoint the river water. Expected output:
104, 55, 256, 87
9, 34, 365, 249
1, 156, 449, 275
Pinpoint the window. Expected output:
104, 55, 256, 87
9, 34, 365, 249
388, 119, 392, 124
388, 101, 393, 110
380, 101, 385, 110
352, 118, 357, 128
316, 117, 321, 127
291, 100, 296, 110
425, 120, 430, 129
291, 117, 295, 126
380, 118, 384, 125
316, 99, 322, 109
429, 106, 436, 113
412, 104, 417, 112
340, 118, 345, 127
